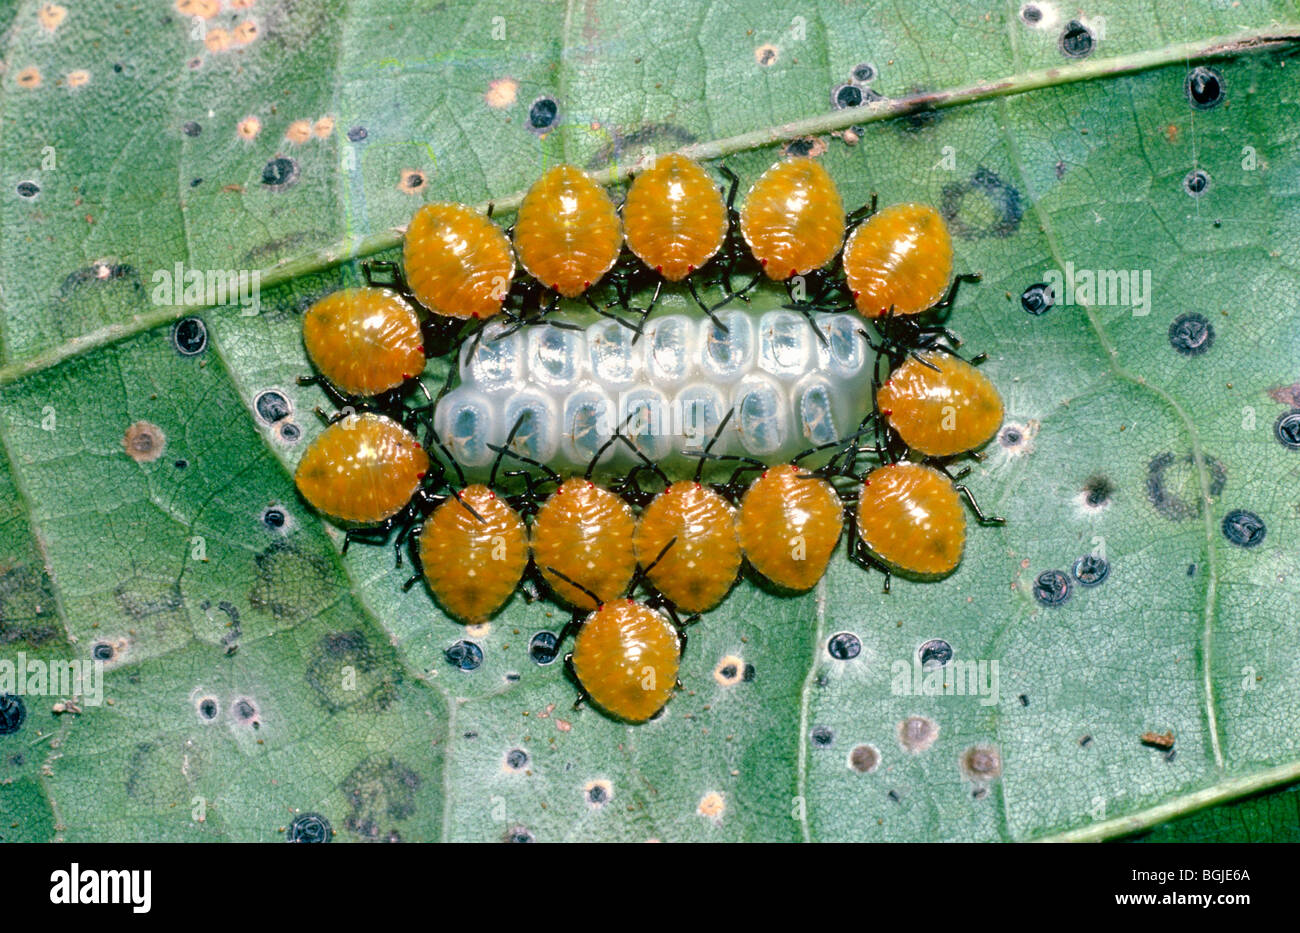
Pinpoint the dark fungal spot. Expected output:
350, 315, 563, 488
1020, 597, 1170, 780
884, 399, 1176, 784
1146, 451, 1227, 521
1019, 4, 1042, 25
849, 744, 879, 773
918, 638, 953, 670
1020, 282, 1055, 315
810, 725, 834, 748
941, 167, 1023, 239
341, 756, 421, 841
743, 663, 756, 682
505, 826, 535, 843
1185, 67, 1224, 110
174, 459, 188, 469
719, 663, 737, 679
586, 783, 608, 805
190, 178, 202, 187
1018, 694, 1029, 706
91, 642, 115, 661
234, 698, 258, 723
277, 421, 301, 444
832, 83, 864, 109
261, 156, 300, 191
1273, 410, 1300, 449
1059, 20, 1095, 58
0, 694, 27, 735
262, 507, 285, 529
306, 630, 401, 713
827, 631, 861, 660
172, 316, 208, 355
287, 812, 332, 843
249, 539, 340, 621
1221, 509, 1266, 548
1072, 554, 1109, 587
403, 172, 424, 190
182, 120, 201, 137
0, 565, 61, 648
254, 389, 292, 424
528, 96, 559, 132
1082, 474, 1114, 507
528, 631, 559, 665
198, 697, 218, 720
851, 62, 877, 83
113, 63, 123, 73
505, 748, 528, 770
1032, 570, 1072, 607
1168, 312, 1214, 356
1183, 168, 1210, 198
17, 181, 40, 198
346, 126, 368, 142
445, 640, 483, 672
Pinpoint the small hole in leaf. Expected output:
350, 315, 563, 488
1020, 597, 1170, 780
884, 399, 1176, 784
917, 638, 953, 670
261, 156, 299, 190
1020, 282, 1055, 315
1072, 554, 1109, 586
851, 62, 877, 83
826, 631, 861, 660
445, 640, 484, 671
528, 96, 559, 132
1183, 168, 1210, 197
1058, 20, 1095, 58
528, 631, 559, 665
1032, 570, 1072, 606
1185, 67, 1224, 110
287, 812, 332, 843
254, 389, 292, 424
832, 83, 863, 109
1221, 509, 1265, 548
1273, 410, 1300, 450
172, 317, 208, 355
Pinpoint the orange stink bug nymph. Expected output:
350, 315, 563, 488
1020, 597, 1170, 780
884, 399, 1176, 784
510, 164, 627, 329
299, 286, 427, 406
611, 153, 738, 334
293, 411, 431, 553
841, 202, 980, 319
736, 461, 845, 593
549, 540, 693, 723
623, 409, 746, 614
876, 350, 1004, 458
487, 415, 638, 611
848, 460, 1003, 591
737, 157, 845, 295
402, 201, 516, 324
404, 407, 529, 625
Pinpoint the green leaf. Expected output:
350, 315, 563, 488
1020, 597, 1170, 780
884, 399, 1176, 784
1, 0, 1299, 842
